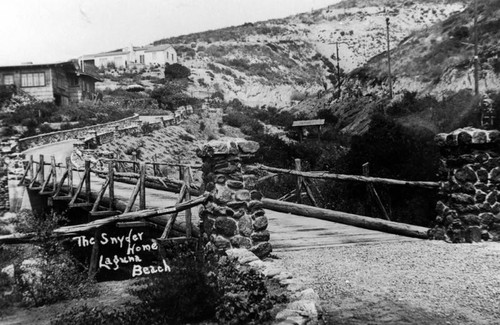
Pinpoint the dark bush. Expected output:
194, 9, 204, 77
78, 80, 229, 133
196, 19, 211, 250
164, 63, 191, 80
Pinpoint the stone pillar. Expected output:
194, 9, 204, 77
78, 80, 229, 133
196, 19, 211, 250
196, 138, 272, 258
429, 127, 500, 243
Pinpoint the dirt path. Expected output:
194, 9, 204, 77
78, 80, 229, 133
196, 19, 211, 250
273, 241, 500, 325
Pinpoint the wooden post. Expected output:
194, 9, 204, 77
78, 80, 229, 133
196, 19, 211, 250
39, 154, 44, 185
88, 228, 102, 278
178, 165, 184, 181
298, 127, 303, 142
362, 162, 372, 217
363, 162, 390, 221
108, 161, 114, 211
51, 156, 57, 192
29, 155, 34, 181
295, 159, 303, 204
183, 166, 192, 238
139, 162, 146, 210
85, 160, 91, 202
67, 157, 73, 197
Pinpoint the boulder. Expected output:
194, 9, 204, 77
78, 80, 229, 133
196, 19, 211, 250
253, 216, 268, 231
215, 217, 237, 237
230, 235, 252, 249
238, 215, 253, 237
250, 242, 272, 258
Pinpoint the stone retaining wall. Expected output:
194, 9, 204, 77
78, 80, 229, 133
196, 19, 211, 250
196, 138, 272, 258
429, 127, 500, 242
18, 114, 140, 151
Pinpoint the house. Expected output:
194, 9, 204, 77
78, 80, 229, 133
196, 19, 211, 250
0, 60, 102, 106
78, 44, 177, 69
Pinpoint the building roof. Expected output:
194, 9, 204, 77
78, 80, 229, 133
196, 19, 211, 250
144, 44, 174, 53
0, 60, 102, 82
292, 119, 325, 127
0, 61, 75, 69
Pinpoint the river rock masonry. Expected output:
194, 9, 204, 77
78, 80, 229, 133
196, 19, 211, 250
196, 138, 272, 258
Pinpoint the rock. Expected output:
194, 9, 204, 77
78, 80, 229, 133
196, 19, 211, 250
235, 189, 251, 201
479, 212, 495, 226
250, 242, 272, 258
477, 168, 489, 183
472, 130, 487, 144
276, 272, 293, 281
475, 190, 487, 203
252, 209, 266, 218
253, 216, 268, 231
250, 190, 263, 201
215, 217, 237, 237
237, 140, 260, 154
276, 309, 302, 320
457, 131, 472, 145
263, 267, 282, 278
293, 288, 321, 304
1, 264, 14, 279
454, 167, 477, 184
465, 226, 482, 243
231, 209, 246, 219
451, 193, 475, 205
238, 215, 253, 237
287, 300, 319, 318
251, 230, 270, 242
226, 248, 259, 264
230, 235, 252, 249
248, 200, 264, 212
213, 235, 231, 250
215, 174, 226, 184
490, 167, 500, 183
203, 217, 216, 236
227, 200, 247, 210
248, 260, 266, 270
227, 180, 244, 190
243, 175, 258, 189
486, 191, 498, 205
215, 184, 233, 204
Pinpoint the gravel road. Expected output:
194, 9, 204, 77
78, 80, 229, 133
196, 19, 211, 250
273, 240, 500, 325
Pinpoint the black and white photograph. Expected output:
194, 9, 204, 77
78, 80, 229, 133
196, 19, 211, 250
0, 0, 499, 324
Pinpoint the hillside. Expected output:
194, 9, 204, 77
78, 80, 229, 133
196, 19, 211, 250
152, 0, 465, 108
355, 0, 500, 97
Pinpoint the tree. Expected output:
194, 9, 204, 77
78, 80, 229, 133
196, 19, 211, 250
164, 63, 191, 80
150, 80, 191, 111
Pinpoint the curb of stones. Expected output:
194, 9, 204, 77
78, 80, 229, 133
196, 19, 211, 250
226, 249, 323, 325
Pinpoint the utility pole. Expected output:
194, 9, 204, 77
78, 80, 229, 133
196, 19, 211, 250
336, 42, 341, 98
473, 0, 479, 95
386, 17, 393, 99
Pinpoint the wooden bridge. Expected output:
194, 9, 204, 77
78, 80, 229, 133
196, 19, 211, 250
2, 140, 434, 258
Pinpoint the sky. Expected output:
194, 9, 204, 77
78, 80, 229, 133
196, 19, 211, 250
0, 0, 341, 65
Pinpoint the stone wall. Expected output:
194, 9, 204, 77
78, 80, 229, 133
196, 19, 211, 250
18, 114, 140, 151
196, 138, 272, 258
429, 127, 500, 242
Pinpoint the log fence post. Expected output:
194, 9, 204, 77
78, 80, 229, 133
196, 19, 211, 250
295, 159, 303, 204
183, 166, 192, 238
139, 162, 146, 210
109, 161, 114, 210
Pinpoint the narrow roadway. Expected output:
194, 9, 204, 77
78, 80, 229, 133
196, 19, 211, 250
19, 140, 421, 250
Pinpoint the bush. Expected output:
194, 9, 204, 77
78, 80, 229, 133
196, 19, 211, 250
14, 210, 97, 307
52, 244, 281, 325
164, 63, 191, 80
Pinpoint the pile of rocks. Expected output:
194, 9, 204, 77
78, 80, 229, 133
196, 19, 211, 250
196, 138, 272, 258
226, 249, 322, 325
429, 127, 500, 242
0, 167, 9, 212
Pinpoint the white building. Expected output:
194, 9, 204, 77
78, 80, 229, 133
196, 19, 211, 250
79, 44, 177, 69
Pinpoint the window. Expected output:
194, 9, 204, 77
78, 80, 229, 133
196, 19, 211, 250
21, 72, 45, 87
139, 55, 145, 64
3, 75, 14, 85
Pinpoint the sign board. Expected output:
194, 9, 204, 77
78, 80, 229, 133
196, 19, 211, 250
292, 119, 325, 127
71, 225, 170, 281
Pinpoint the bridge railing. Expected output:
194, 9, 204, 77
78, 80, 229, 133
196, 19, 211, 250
257, 159, 441, 222
17, 154, 204, 239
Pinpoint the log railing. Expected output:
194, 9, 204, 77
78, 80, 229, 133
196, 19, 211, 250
257, 159, 441, 224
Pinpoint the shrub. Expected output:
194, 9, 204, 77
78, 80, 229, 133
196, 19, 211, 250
14, 210, 97, 307
164, 63, 191, 80
52, 244, 281, 325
